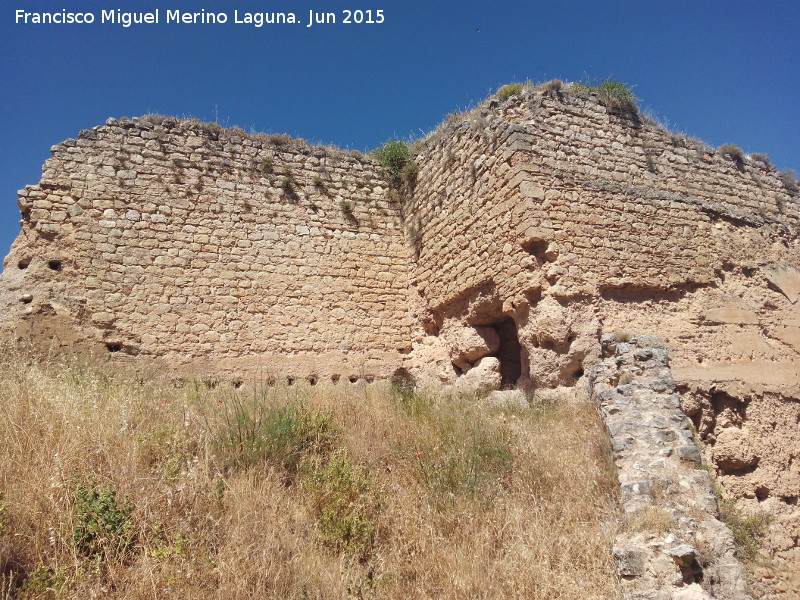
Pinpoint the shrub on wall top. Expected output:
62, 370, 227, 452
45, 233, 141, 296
571, 77, 640, 116
374, 140, 416, 188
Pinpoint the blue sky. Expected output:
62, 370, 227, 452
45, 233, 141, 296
1, 0, 798, 257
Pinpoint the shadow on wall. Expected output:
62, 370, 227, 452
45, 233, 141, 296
490, 317, 523, 388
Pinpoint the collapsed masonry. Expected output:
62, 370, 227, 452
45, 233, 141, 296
1, 85, 798, 596
591, 334, 750, 600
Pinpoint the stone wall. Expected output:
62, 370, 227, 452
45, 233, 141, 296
591, 334, 750, 600
1, 117, 411, 382
1, 85, 799, 595
410, 88, 796, 306
404, 87, 798, 393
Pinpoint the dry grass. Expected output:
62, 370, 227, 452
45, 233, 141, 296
0, 346, 620, 599
626, 507, 672, 535
717, 144, 745, 164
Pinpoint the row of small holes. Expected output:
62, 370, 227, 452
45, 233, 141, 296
199, 376, 378, 389
17, 259, 61, 271
267, 375, 372, 386
17, 258, 61, 271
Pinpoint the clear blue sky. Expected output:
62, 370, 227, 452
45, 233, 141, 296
1, 0, 798, 257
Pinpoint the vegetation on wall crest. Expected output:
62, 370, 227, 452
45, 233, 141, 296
569, 77, 640, 116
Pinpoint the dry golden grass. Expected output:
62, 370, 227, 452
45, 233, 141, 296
0, 346, 620, 599
626, 507, 672, 535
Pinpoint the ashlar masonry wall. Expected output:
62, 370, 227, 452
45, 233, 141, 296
409, 88, 796, 309
404, 87, 798, 390
1, 87, 799, 596
1, 117, 412, 381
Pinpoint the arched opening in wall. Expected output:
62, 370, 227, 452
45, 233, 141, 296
490, 317, 523, 388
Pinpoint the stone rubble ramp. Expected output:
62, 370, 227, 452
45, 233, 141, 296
589, 334, 751, 600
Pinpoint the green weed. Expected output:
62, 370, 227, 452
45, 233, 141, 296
149, 524, 188, 561
258, 156, 273, 174
72, 480, 133, 562
339, 199, 355, 218
214, 389, 338, 473
302, 451, 382, 560
391, 382, 431, 418
572, 77, 639, 115
373, 140, 415, 187
17, 565, 68, 600
719, 498, 772, 562
496, 82, 525, 101
414, 406, 513, 505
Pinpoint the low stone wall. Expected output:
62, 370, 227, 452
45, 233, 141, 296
590, 334, 751, 600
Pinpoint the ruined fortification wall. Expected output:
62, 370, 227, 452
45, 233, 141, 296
591, 334, 750, 600
405, 88, 798, 390
1, 117, 411, 381
409, 89, 796, 309
2, 88, 799, 596
397, 90, 800, 596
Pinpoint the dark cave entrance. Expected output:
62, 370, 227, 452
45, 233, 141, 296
491, 317, 523, 387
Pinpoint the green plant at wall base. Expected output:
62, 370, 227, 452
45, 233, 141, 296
214, 390, 338, 473
302, 451, 383, 559
72, 481, 133, 561
391, 380, 431, 418
414, 411, 513, 505
718, 498, 772, 561
705, 469, 771, 562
